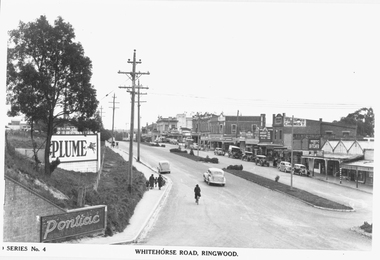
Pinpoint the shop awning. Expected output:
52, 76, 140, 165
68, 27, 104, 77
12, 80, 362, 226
341, 160, 374, 172
302, 153, 363, 162
257, 143, 285, 148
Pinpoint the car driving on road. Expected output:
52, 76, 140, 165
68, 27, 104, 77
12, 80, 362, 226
203, 168, 226, 186
157, 161, 171, 174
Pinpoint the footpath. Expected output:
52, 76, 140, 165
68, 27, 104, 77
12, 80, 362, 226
65, 144, 172, 245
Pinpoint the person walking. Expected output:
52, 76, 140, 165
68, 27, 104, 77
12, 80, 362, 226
158, 174, 164, 190
154, 177, 158, 188
149, 174, 155, 189
194, 184, 201, 204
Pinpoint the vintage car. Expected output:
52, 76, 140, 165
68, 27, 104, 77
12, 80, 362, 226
157, 161, 171, 174
228, 145, 243, 159
255, 155, 270, 166
278, 161, 292, 173
203, 168, 226, 186
214, 148, 225, 156
242, 151, 254, 162
293, 164, 308, 176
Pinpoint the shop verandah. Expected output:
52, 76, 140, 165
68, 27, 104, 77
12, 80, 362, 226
301, 152, 373, 187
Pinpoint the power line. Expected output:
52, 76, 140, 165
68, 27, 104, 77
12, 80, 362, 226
147, 92, 370, 109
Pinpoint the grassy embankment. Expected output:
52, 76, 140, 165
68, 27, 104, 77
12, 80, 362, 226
4, 132, 147, 239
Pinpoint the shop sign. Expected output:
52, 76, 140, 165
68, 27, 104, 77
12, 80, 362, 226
273, 114, 283, 126
259, 128, 271, 142
308, 139, 321, 150
284, 117, 306, 127
50, 134, 98, 163
303, 150, 324, 157
40, 206, 106, 242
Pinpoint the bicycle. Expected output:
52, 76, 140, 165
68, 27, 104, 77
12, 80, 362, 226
195, 195, 200, 205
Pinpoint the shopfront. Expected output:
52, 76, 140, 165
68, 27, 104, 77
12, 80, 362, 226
340, 160, 374, 186
301, 151, 362, 178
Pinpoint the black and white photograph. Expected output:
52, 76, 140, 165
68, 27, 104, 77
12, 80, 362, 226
1, 0, 378, 259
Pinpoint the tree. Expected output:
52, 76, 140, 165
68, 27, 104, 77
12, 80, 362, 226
7, 15, 98, 176
334, 107, 374, 138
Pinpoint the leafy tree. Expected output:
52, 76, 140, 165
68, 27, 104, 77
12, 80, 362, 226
334, 107, 374, 138
7, 15, 98, 176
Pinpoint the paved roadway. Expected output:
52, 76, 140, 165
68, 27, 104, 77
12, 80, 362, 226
119, 142, 372, 250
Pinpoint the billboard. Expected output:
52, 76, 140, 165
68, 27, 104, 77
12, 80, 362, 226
40, 205, 107, 242
284, 117, 306, 127
50, 134, 98, 163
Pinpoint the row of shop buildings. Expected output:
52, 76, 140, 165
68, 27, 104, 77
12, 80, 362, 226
142, 112, 374, 186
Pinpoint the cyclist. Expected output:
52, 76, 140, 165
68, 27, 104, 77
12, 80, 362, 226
194, 184, 201, 204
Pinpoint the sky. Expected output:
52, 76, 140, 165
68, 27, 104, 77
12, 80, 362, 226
1, 0, 379, 131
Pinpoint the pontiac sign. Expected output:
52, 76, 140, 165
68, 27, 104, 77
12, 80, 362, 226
40, 206, 106, 242
50, 134, 98, 163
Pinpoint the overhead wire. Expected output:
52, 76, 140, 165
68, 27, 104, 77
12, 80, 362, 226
147, 92, 370, 110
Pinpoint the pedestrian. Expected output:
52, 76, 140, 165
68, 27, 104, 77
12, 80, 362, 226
154, 177, 158, 188
149, 174, 155, 189
194, 184, 201, 204
158, 174, 164, 190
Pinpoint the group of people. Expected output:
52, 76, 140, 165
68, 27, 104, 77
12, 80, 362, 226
147, 174, 164, 190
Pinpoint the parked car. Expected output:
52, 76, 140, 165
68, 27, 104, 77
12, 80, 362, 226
203, 168, 226, 186
228, 145, 243, 159
293, 164, 309, 176
242, 151, 254, 162
255, 155, 269, 166
278, 161, 292, 172
157, 161, 171, 174
214, 148, 225, 156
190, 143, 199, 150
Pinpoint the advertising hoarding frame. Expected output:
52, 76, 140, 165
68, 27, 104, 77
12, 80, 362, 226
50, 134, 99, 163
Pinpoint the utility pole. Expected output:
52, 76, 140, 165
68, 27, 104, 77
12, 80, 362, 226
119, 81, 148, 162
99, 106, 105, 124
109, 94, 119, 144
236, 110, 239, 141
290, 115, 294, 190
118, 50, 149, 193
136, 80, 148, 162
197, 113, 201, 157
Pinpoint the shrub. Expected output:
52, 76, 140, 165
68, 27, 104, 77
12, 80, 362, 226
170, 148, 187, 153
360, 222, 372, 233
226, 164, 243, 170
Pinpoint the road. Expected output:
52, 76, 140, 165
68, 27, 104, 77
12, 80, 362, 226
119, 142, 372, 250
